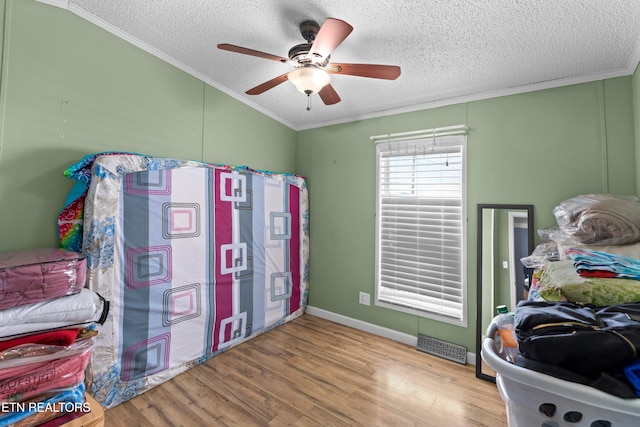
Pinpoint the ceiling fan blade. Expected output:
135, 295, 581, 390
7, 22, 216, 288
318, 84, 341, 105
309, 18, 353, 59
217, 43, 290, 64
327, 63, 401, 80
245, 73, 289, 95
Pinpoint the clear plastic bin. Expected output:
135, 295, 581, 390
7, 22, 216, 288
482, 336, 640, 427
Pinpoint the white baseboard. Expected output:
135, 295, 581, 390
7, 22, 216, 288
305, 305, 476, 366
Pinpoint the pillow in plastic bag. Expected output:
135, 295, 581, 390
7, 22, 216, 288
552, 194, 640, 245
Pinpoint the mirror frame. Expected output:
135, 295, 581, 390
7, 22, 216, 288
475, 203, 534, 382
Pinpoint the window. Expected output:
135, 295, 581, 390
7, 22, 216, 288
374, 127, 467, 325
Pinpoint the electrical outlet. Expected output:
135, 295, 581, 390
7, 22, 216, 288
359, 291, 371, 306
502, 261, 509, 269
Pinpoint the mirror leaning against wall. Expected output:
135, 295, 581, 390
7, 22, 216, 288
476, 204, 534, 382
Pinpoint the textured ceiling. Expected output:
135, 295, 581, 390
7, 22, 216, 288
47, 0, 640, 130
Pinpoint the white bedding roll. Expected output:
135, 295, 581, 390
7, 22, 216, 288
0, 288, 108, 339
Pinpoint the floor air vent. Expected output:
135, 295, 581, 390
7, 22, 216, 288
416, 334, 467, 365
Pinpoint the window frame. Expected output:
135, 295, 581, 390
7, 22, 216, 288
373, 128, 467, 326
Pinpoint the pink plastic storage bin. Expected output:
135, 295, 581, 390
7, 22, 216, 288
482, 337, 640, 427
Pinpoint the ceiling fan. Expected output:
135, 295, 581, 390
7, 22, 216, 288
217, 18, 401, 110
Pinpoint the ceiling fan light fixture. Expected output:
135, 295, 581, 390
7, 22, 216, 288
287, 66, 331, 95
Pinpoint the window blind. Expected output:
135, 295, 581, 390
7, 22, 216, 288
375, 132, 466, 323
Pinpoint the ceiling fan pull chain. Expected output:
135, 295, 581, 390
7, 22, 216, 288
307, 94, 312, 111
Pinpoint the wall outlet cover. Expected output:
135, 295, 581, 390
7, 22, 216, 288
359, 292, 371, 306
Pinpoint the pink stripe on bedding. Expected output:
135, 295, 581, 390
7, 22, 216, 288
212, 169, 233, 351
289, 185, 301, 314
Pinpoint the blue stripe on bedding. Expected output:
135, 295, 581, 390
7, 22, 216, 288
204, 167, 215, 354
238, 172, 254, 336
251, 175, 266, 333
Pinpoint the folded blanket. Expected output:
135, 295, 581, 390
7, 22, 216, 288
0, 338, 94, 370
567, 247, 640, 280
0, 347, 91, 402
0, 248, 85, 310
538, 260, 640, 305
553, 194, 640, 245
0, 330, 79, 352
0, 289, 108, 340
558, 241, 640, 261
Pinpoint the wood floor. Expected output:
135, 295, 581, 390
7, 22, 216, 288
103, 314, 507, 426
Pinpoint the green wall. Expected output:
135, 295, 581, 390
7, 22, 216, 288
0, 0, 296, 253
298, 77, 637, 350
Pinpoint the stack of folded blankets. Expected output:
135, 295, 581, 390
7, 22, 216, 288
526, 194, 640, 305
0, 248, 108, 427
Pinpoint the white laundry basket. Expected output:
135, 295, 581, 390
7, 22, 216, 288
482, 337, 640, 427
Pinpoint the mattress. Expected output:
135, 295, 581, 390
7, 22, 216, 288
0, 248, 85, 310
61, 153, 309, 408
